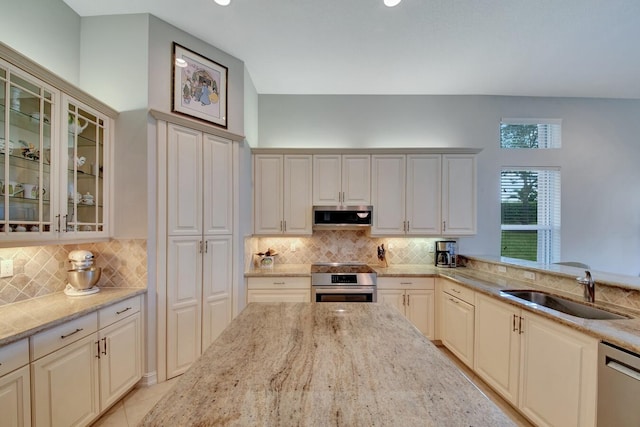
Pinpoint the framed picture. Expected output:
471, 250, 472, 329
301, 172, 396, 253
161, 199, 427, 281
172, 42, 228, 128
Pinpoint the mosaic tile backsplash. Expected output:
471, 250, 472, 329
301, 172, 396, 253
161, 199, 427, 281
246, 230, 441, 270
0, 239, 147, 306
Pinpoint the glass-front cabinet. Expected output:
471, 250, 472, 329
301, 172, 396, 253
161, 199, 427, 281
63, 95, 108, 236
0, 59, 111, 242
0, 63, 56, 238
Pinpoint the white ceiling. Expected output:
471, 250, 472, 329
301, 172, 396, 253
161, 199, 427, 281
62, 0, 640, 98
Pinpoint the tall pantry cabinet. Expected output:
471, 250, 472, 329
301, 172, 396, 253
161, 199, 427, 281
155, 117, 238, 381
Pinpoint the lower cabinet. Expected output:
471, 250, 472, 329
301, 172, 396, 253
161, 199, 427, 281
377, 277, 435, 339
247, 277, 310, 303
440, 279, 475, 368
474, 293, 597, 427
0, 339, 31, 427
31, 295, 142, 426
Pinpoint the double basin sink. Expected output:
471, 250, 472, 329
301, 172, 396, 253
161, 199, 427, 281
500, 290, 629, 320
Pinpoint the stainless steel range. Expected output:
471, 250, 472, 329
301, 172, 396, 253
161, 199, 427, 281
311, 263, 377, 303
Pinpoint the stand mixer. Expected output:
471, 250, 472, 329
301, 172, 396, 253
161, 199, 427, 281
64, 250, 102, 296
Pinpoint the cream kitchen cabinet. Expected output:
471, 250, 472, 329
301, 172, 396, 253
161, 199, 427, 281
441, 154, 476, 236
371, 154, 441, 235
0, 56, 114, 242
164, 123, 234, 379
247, 277, 310, 303
474, 293, 597, 427
313, 154, 370, 206
0, 338, 30, 427
440, 279, 475, 368
31, 297, 142, 427
377, 277, 435, 339
253, 154, 312, 235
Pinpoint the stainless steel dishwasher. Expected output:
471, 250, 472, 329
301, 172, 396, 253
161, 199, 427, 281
598, 342, 640, 426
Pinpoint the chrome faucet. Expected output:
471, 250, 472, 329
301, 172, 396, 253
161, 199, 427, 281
577, 270, 595, 303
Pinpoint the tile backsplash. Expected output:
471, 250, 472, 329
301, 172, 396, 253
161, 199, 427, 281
246, 230, 441, 270
0, 239, 147, 306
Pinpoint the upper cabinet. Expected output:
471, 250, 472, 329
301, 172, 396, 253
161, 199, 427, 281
254, 154, 312, 235
313, 154, 370, 206
0, 56, 114, 243
441, 154, 476, 236
372, 153, 475, 236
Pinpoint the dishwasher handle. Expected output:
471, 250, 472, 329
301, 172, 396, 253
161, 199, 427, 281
606, 357, 640, 382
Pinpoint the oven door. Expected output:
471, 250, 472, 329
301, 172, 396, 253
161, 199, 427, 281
312, 286, 377, 303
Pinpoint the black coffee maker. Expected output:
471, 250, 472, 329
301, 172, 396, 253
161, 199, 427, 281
435, 240, 457, 268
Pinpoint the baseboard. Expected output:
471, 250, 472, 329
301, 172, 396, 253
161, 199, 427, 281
138, 371, 158, 387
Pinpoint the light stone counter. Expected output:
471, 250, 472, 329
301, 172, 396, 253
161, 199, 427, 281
372, 264, 439, 276
0, 287, 146, 346
140, 302, 515, 427
244, 263, 311, 277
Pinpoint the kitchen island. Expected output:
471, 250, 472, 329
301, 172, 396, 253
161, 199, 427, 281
141, 303, 514, 426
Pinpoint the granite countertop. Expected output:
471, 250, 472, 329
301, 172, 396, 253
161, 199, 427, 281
0, 287, 146, 346
245, 263, 311, 277
440, 269, 640, 354
140, 302, 515, 427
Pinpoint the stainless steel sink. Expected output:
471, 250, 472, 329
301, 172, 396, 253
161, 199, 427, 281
501, 290, 629, 320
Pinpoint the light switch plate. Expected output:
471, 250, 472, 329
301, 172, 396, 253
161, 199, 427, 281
0, 259, 13, 278
523, 271, 536, 280
497, 265, 507, 273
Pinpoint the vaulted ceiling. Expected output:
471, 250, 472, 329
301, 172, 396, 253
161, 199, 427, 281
63, 0, 640, 98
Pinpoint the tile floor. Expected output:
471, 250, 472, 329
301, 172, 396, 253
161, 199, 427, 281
92, 348, 533, 427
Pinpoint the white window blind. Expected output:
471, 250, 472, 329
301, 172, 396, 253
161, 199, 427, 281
501, 168, 561, 263
500, 118, 562, 149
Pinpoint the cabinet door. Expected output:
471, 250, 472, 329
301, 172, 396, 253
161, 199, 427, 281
406, 154, 441, 235
474, 294, 520, 405
167, 124, 202, 236
312, 154, 341, 205
166, 236, 202, 379
283, 155, 312, 235
377, 289, 406, 314
342, 154, 370, 205
98, 312, 142, 409
0, 365, 31, 427
442, 154, 476, 235
0, 65, 57, 239
32, 333, 99, 427
371, 155, 406, 235
406, 289, 435, 339
202, 235, 233, 350
441, 293, 475, 368
247, 289, 310, 303
519, 313, 597, 427
254, 154, 283, 234
62, 96, 110, 237
203, 133, 232, 235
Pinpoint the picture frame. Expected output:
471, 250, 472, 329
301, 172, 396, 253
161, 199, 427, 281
172, 42, 228, 128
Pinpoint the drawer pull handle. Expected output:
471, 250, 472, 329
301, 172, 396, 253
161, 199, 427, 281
400, 282, 412, 285
451, 288, 461, 293
273, 282, 285, 285
116, 307, 132, 315
449, 297, 459, 304
61, 328, 83, 339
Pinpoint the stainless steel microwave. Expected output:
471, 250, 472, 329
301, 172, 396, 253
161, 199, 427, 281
312, 206, 373, 229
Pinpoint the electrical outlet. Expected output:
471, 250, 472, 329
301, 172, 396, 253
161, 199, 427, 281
0, 259, 13, 278
523, 271, 536, 280
290, 242, 296, 252
497, 265, 507, 273
427, 243, 434, 253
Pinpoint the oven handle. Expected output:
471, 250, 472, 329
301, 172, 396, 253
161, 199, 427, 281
313, 287, 376, 294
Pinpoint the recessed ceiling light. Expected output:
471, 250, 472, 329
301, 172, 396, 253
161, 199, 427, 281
384, 0, 402, 6
175, 58, 188, 68
214, 0, 231, 5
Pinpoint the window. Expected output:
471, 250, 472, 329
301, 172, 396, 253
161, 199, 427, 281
500, 118, 562, 149
501, 169, 561, 263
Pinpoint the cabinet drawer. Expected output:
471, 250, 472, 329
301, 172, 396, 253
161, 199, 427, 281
31, 312, 98, 361
247, 277, 310, 290
442, 280, 475, 305
378, 277, 434, 290
0, 338, 29, 377
99, 295, 141, 329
